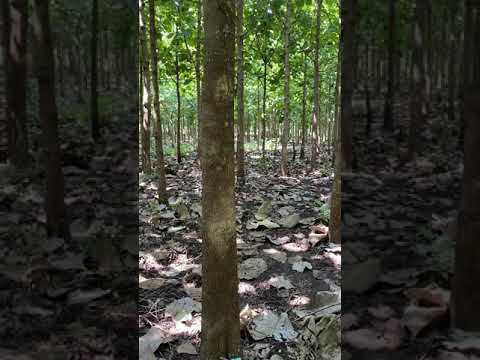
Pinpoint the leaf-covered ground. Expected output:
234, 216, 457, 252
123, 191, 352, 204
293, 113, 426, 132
0, 90, 137, 359
139, 148, 341, 360
342, 89, 480, 360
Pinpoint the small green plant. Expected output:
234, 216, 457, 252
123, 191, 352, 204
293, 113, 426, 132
316, 201, 330, 222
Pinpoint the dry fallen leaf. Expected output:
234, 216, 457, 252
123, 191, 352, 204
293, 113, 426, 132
239, 258, 268, 280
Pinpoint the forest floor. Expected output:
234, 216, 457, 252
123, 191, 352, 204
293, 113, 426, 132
139, 148, 341, 360
0, 89, 137, 359
342, 89, 480, 360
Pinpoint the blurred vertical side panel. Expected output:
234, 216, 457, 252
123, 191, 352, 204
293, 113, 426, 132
0, 0, 138, 358
341, 0, 477, 359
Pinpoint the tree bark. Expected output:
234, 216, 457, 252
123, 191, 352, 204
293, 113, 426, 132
340, 0, 356, 171
300, 52, 307, 159
407, 0, 427, 161
236, 0, 245, 185
5, 0, 29, 166
90, 0, 99, 141
280, 0, 291, 176
175, 49, 182, 164
196, 0, 202, 160
447, 1, 457, 124
451, 0, 480, 332
383, 0, 395, 131
139, 1, 152, 174
311, 0, 323, 170
32, 0, 69, 240
148, 0, 168, 203
200, 0, 240, 357
261, 58, 267, 158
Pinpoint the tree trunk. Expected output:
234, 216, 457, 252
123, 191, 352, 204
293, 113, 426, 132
262, 58, 267, 158
311, 0, 323, 170
148, 0, 168, 203
340, 0, 356, 171
5, 0, 29, 166
175, 50, 182, 164
32, 0, 69, 240
90, 0, 99, 141
195, 0, 202, 160
200, 0, 240, 357
447, 1, 457, 124
329, 108, 341, 244
407, 0, 427, 161
383, 0, 395, 131
236, 0, 245, 185
459, 0, 475, 151
365, 39, 373, 137
300, 52, 307, 159
139, 2, 152, 174
280, 0, 291, 176
332, 56, 340, 167
451, 0, 480, 331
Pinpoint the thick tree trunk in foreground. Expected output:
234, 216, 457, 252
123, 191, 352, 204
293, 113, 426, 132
340, 0, 356, 171
148, 0, 167, 203
32, 0, 69, 239
90, 0, 99, 141
452, 88, 480, 331
236, 0, 245, 185
451, 0, 480, 332
311, 0, 323, 170
200, 0, 240, 358
280, 0, 291, 176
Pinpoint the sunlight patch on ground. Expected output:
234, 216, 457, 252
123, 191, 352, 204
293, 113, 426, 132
239, 282, 257, 295
289, 295, 311, 307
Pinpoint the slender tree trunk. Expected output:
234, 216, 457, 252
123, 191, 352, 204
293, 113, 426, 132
332, 56, 340, 167
340, 0, 356, 171
459, 0, 475, 151
262, 59, 267, 158
90, 0, 99, 141
32, 0, 69, 240
329, 109, 341, 244
200, 0, 240, 357
148, 0, 168, 203
365, 39, 373, 137
447, 2, 457, 124
311, 0, 323, 170
175, 50, 182, 164
139, 2, 152, 174
2, 0, 13, 162
407, 0, 427, 161
6, 0, 29, 166
280, 0, 291, 176
236, 0, 245, 185
383, 0, 396, 131
300, 52, 307, 159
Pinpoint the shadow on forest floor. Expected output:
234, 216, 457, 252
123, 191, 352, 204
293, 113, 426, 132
341, 89, 479, 360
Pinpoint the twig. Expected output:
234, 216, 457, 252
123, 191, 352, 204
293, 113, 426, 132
295, 302, 341, 321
